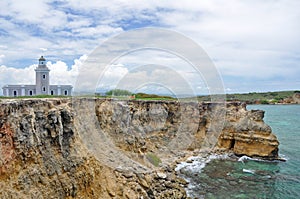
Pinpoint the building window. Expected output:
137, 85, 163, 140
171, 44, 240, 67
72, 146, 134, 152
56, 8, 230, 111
29, 90, 33, 96
43, 87, 46, 92
43, 74, 46, 79
13, 90, 17, 97
64, 90, 68, 96
51, 90, 54, 95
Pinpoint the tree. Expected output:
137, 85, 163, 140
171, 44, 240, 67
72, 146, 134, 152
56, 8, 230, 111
105, 89, 132, 96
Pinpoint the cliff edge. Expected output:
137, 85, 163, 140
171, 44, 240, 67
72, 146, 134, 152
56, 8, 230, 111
0, 99, 279, 198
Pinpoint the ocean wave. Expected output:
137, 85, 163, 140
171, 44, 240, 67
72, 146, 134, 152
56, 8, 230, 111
237, 155, 267, 163
278, 153, 288, 161
238, 155, 253, 162
175, 154, 230, 173
238, 155, 287, 163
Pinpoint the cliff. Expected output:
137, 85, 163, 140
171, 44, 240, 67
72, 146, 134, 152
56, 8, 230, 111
0, 98, 279, 198
217, 103, 279, 158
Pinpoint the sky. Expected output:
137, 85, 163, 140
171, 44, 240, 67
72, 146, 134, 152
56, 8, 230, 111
0, 0, 299, 95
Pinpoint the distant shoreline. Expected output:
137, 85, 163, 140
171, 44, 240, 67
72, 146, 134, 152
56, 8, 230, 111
198, 90, 300, 105
1, 90, 300, 105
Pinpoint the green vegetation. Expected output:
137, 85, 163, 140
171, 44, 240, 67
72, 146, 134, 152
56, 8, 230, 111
225, 91, 296, 104
105, 89, 132, 96
0, 95, 70, 99
99, 89, 176, 100
135, 93, 175, 100
260, 99, 269, 104
196, 90, 297, 104
227, 91, 295, 102
146, 152, 162, 167
1, 90, 298, 104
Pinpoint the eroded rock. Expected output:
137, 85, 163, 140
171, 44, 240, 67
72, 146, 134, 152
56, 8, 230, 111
0, 98, 279, 198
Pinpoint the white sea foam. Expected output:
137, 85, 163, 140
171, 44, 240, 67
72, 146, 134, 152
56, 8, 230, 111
237, 155, 283, 163
176, 154, 229, 173
278, 153, 288, 161
238, 155, 253, 162
176, 153, 230, 198
243, 169, 256, 174
175, 157, 207, 172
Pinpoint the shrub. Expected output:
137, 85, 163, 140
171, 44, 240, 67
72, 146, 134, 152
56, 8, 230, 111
135, 93, 174, 99
260, 100, 269, 104
105, 89, 132, 96
146, 152, 162, 167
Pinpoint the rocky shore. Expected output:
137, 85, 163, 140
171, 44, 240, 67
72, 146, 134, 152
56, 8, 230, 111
0, 98, 280, 198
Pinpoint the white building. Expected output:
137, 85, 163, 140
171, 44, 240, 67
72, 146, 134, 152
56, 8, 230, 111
2, 56, 72, 97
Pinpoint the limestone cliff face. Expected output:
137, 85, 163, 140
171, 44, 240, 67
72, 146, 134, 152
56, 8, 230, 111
0, 99, 279, 198
94, 100, 279, 159
292, 93, 300, 104
217, 103, 279, 158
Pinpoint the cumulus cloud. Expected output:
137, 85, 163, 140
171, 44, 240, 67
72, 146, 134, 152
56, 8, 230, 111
47, 55, 87, 85
97, 64, 129, 91
0, 64, 36, 87
96, 62, 209, 96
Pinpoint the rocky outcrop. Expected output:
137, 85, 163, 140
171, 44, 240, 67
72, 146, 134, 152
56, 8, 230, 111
217, 103, 279, 158
292, 93, 300, 104
93, 100, 279, 159
276, 93, 300, 104
0, 98, 280, 198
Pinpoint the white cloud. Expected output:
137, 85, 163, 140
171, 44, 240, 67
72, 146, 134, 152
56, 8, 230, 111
0, 0, 299, 93
0, 54, 5, 64
39, 48, 48, 52
0, 64, 36, 91
72, 25, 123, 37
97, 64, 129, 90
165, 1, 300, 75
95, 62, 208, 95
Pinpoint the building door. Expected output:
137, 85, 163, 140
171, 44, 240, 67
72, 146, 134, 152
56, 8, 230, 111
51, 90, 54, 95
64, 90, 68, 95
29, 90, 33, 96
13, 90, 17, 97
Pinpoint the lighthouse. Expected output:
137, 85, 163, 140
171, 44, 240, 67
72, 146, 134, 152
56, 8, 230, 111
35, 56, 50, 95
2, 56, 73, 97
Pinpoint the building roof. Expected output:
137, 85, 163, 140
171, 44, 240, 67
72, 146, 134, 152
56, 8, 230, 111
39, 56, 46, 61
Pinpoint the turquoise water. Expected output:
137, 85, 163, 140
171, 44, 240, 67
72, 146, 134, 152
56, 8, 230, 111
179, 105, 300, 199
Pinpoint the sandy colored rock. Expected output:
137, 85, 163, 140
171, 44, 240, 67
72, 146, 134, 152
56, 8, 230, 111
0, 98, 279, 198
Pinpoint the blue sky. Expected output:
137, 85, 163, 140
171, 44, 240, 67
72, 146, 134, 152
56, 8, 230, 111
0, 0, 300, 95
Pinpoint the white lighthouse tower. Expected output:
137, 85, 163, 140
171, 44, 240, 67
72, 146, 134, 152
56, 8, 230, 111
35, 56, 50, 95
2, 55, 72, 97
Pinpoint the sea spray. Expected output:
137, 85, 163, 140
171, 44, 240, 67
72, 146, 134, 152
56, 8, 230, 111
176, 154, 231, 197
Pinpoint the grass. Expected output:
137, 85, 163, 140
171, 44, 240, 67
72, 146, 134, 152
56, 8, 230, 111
99, 92, 176, 101
225, 91, 297, 102
0, 95, 70, 99
226, 91, 298, 104
135, 97, 176, 101
134, 93, 175, 101
197, 90, 299, 103
146, 152, 162, 167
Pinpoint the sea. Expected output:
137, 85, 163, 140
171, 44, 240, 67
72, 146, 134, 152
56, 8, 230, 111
177, 105, 300, 199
